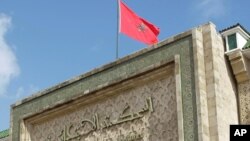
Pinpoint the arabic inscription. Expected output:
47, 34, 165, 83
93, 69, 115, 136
30, 74, 178, 141
48, 97, 153, 141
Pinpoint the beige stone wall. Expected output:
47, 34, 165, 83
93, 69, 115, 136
192, 27, 210, 141
193, 23, 239, 141
238, 80, 250, 124
24, 65, 178, 141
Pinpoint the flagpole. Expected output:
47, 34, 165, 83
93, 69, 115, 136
116, 0, 120, 59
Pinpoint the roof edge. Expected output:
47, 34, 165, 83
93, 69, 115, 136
220, 23, 250, 36
0, 129, 9, 139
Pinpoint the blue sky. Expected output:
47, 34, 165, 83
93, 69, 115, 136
0, 0, 249, 131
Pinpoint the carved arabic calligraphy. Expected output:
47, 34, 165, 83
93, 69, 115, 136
117, 131, 143, 141
47, 97, 153, 141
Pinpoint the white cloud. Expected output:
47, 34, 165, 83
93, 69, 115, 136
0, 14, 20, 96
1, 85, 39, 100
196, 0, 227, 19
14, 85, 39, 99
15, 86, 24, 98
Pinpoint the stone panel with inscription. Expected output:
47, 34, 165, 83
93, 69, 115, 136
27, 70, 177, 141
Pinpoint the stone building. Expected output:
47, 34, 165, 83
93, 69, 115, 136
0, 22, 250, 141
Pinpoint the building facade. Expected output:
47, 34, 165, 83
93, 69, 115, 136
0, 22, 250, 141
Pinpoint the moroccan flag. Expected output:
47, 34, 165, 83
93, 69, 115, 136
119, 0, 160, 45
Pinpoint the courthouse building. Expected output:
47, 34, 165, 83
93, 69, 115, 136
0, 22, 250, 141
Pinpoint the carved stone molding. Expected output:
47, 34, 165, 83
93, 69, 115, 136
226, 49, 250, 83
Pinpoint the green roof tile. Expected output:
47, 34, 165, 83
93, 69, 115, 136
0, 129, 9, 139
243, 40, 250, 50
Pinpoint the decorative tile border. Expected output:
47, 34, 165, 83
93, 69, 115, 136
0, 129, 9, 139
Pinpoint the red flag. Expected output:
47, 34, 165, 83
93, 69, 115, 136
119, 0, 160, 45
